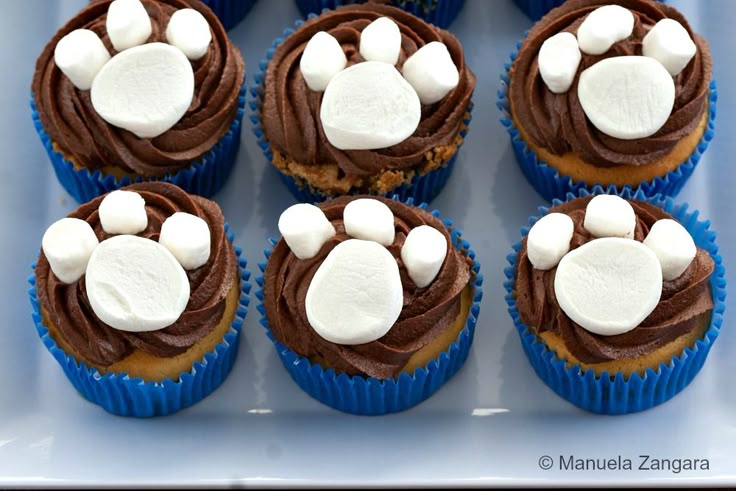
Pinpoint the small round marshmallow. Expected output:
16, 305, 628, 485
98, 190, 148, 235
106, 0, 152, 52
554, 237, 662, 336
401, 225, 447, 288
642, 18, 697, 76
166, 8, 212, 61
86, 235, 190, 332
343, 198, 395, 246
527, 212, 574, 271
576, 5, 634, 55
643, 219, 696, 281
583, 195, 636, 239
54, 29, 111, 90
305, 239, 403, 345
538, 32, 581, 94
159, 212, 211, 270
278, 204, 336, 260
401, 42, 460, 105
359, 17, 401, 65
300, 31, 347, 92
42, 218, 99, 284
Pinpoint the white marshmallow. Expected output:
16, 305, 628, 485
554, 237, 662, 336
401, 225, 447, 288
359, 17, 402, 65
98, 190, 148, 235
343, 198, 395, 246
106, 0, 152, 52
86, 235, 190, 332
538, 32, 581, 94
578, 56, 675, 140
91, 42, 194, 139
278, 204, 336, 260
401, 42, 459, 105
576, 5, 634, 55
54, 29, 111, 90
305, 239, 402, 345
321, 61, 420, 150
300, 31, 347, 92
643, 18, 697, 76
159, 212, 211, 270
643, 219, 696, 281
166, 8, 212, 61
42, 218, 99, 284
527, 212, 574, 271
583, 195, 636, 239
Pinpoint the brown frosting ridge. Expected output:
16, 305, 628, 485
32, 0, 245, 177
509, 0, 712, 167
263, 195, 472, 379
515, 196, 714, 363
261, 3, 475, 179
35, 182, 238, 367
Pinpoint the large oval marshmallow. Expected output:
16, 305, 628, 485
278, 204, 336, 260
166, 8, 212, 61
321, 61, 420, 150
343, 198, 395, 246
583, 195, 636, 239
643, 219, 696, 281
54, 29, 111, 90
159, 212, 211, 270
305, 239, 403, 345
527, 212, 574, 271
401, 42, 460, 105
300, 31, 347, 92
554, 237, 662, 336
42, 218, 99, 284
642, 18, 697, 76
538, 32, 581, 94
106, 0, 152, 52
98, 190, 148, 235
401, 225, 447, 288
576, 5, 634, 55
578, 56, 675, 140
359, 17, 401, 65
91, 42, 194, 139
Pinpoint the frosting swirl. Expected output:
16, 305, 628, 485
509, 0, 712, 167
263, 196, 472, 379
32, 0, 245, 177
515, 196, 714, 363
261, 3, 475, 180
35, 182, 238, 367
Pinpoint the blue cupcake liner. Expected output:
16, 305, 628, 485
293, 0, 465, 28
202, 0, 257, 30
255, 197, 484, 415
503, 186, 727, 414
31, 79, 246, 204
28, 227, 251, 417
497, 39, 717, 203
249, 17, 473, 205
512, 0, 666, 22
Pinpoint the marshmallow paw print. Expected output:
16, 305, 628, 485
278, 198, 447, 345
299, 17, 460, 150
527, 195, 696, 336
54, 0, 212, 138
42, 190, 211, 332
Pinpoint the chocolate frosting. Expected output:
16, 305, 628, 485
35, 182, 238, 367
261, 3, 475, 178
32, 0, 245, 177
509, 0, 712, 167
263, 196, 472, 379
515, 196, 714, 363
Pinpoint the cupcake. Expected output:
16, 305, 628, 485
505, 189, 726, 413
252, 3, 475, 204
257, 195, 483, 414
499, 0, 716, 202
202, 0, 257, 30
32, 0, 246, 203
29, 182, 250, 417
